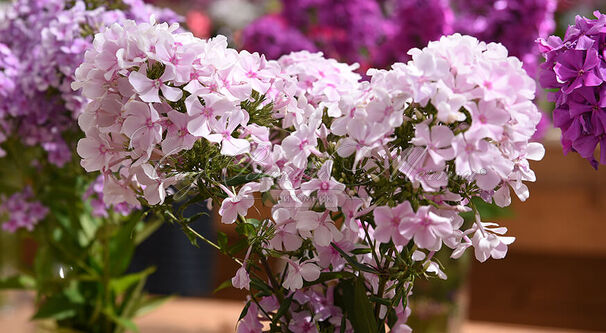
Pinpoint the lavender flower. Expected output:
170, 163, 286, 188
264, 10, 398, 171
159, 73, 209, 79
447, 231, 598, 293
453, 0, 557, 77
538, 10, 606, 168
241, 15, 317, 60
83, 175, 140, 218
279, 0, 390, 65
0, 187, 48, 233
0, 0, 181, 167
374, 0, 454, 67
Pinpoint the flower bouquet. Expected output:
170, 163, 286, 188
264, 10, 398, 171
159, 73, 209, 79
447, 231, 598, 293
73, 17, 544, 331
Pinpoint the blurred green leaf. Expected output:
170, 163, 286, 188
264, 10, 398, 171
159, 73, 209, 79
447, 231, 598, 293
133, 295, 172, 317
110, 267, 155, 295
32, 296, 77, 321
0, 274, 36, 290
109, 211, 143, 276
213, 279, 232, 294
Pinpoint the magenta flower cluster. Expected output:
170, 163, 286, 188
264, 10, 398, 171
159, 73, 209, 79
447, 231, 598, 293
73, 19, 544, 331
241, 0, 556, 74
0, 0, 181, 167
0, 186, 49, 233
454, 0, 557, 77
538, 11, 606, 168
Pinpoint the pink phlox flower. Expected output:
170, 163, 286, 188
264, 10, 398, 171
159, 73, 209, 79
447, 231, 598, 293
399, 206, 453, 251
288, 311, 318, 333
232, 245, 252, 290
398, 147, 448, 191
269, 207, 303, 251
365, 88, 404, 128
77, 128, 123, 172
336, 119, 387, 171
451, 133, 493, 176
121, 100, 163, 154
466, 100, 510, 141
341, 197, 364, 231
316, 228, 357, 269
161, 110, 197, 155
329, 94, 366, 136
135, 164, 178, 205
259, 296, 280, 312
295, 210, 340, 247
373, 201, 415, 246
282, 259, 321, 291
102, 173, 139, 207
410, 122, 455, 168
129, 65, 183, 103
236, 301, 263, 333
470, 222, 515, 262
300, 160, 345, 211
206, 110, 251, 156
153, 39, 198, 84
186, 93, 235, 138
218, 183, 257, 224
281, 124, 320, 169
236, 50, 276, 94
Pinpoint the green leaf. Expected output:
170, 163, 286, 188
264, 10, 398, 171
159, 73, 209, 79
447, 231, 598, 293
213, 278, 233, 294
238, 301, 251, 321
352, 278, 378, 333
217, 232, 228, 252
271, 295, 292, 324
110, 267, 156, 295
350, 248, 373, 255
225, 173, 268, 186
228, 238, 249, 256
235, 223, 256, 238
109, 212, 144, 276
104, 308, 139, 333
331, 243, 379, 274
335, 278, 378, 333
303, 271, 356, 287
134, 217, 164, 245
134, 295, 173, 317
114, 317, 138, 332
0, 274, 35, 290
249, 277, 273, 295
63, 282, 86, 304
245, 218, 262, 227
369, 295, 392, 306
32, 296, 77, 321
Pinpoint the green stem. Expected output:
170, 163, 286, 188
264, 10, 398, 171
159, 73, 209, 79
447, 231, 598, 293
102, 228, 111, 333
259, 255, 292, 325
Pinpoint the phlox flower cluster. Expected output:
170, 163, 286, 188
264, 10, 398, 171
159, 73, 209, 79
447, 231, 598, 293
73, 20, 543, 331
0, 0, 180, 167
0, 186, 49, 233
538, 11, 606, 168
